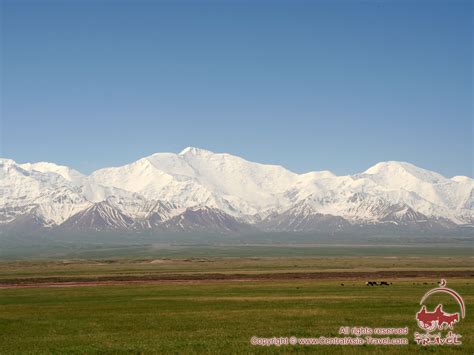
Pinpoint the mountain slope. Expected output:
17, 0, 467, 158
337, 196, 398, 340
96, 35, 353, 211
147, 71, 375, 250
161, 206, 255, 234
59, 200, 134, 232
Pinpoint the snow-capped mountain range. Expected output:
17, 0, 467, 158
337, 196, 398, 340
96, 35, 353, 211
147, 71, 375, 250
1, 147, 472, 235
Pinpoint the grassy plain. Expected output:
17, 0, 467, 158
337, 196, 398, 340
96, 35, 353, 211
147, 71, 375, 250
0, 252, 473, 353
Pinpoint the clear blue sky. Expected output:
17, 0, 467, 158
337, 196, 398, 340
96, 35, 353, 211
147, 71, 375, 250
1, 0, 472, 177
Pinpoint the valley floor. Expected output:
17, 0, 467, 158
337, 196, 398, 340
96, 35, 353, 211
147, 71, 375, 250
0, 255, 473, 353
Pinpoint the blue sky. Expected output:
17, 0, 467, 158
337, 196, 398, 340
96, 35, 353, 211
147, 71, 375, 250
1, 0, 472, 177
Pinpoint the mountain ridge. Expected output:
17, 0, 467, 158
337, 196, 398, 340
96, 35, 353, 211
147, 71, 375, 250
1, 148, 472, 236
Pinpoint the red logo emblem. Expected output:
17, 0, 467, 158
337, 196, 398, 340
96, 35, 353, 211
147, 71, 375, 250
414, 279, 465, 346
416, 304, 459, 331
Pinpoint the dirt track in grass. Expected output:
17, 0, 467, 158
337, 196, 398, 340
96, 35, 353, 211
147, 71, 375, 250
1, 269, 472, 288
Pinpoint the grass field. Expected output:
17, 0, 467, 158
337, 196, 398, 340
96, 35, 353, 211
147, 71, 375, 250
0, 254, 473, 353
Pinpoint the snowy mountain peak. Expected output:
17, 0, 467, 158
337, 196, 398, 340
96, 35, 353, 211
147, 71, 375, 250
363, 161, 446, 183
0, 158, 17, 165
179, 147, 214, 155
19, 162, 85, 183
365, 161, 419, 175
451, 175, 473, 183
